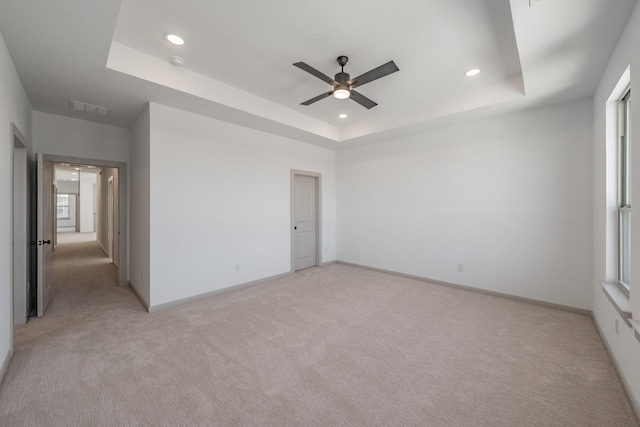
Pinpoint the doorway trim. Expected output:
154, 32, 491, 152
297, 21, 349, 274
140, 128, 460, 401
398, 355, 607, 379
10, 123, 29, 353
43, 154, 128, 287
290, 169, 322, 273
107, 176, 114, 259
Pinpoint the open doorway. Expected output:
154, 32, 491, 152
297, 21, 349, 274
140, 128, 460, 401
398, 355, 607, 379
53, 163, 119, 267
28, 154, 128, 320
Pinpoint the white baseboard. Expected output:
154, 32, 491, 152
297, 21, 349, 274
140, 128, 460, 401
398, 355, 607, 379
96, 239, 109, 258
96, 239, 120, 269
336, 261, 591, 316
148, 271, 294, 313
147, 262, 336, 313
0, 349, 11, 387
592, 315, 640, 422
128, 282, 150, 312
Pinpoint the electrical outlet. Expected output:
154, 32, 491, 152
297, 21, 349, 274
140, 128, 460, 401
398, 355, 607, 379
235, 264, 240, 272
615, 318, 619, 335
457, 264, 464, 273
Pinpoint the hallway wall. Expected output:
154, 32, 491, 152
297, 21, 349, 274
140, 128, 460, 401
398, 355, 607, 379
129, 105, 150, 307
32, 112, 129, 163
0, 32, 32, 374
97, 167, 119, 266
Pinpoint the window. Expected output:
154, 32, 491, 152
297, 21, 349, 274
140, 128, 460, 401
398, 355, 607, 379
618, 89, 631, 291
57, 194, 70, 219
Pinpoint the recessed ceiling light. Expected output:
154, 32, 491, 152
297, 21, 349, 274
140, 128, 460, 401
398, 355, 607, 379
165, 33, 185, 46
74, 167, 81, 170
72, 172, 77, 175
464, 68, 481, 77
338, 114, 348, 119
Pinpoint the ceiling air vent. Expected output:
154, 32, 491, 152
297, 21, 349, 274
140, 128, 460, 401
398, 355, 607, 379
69, 100, 111, 117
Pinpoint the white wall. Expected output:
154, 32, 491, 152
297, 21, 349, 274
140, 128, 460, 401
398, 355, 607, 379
79, 172, 96, 232
337, 99, 593, 310
57, 180, 79, 193
148, 103, 336, 308
129, 105, 151, 308
592, 0, 640, 412
33, 112, 129, 163
0, 32, 32, 366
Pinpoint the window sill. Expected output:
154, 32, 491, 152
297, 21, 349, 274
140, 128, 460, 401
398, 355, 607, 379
631, 320, 640, 344
601, 281, 632, 326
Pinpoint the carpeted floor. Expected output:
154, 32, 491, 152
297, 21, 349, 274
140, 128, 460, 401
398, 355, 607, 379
0, 238, 638, 426
56, 231, 97, 244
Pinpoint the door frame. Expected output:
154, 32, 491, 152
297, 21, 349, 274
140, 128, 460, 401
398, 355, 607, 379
43, 154, 129, 286
52, 180, 57, 249
107, 175, 114, 258
10, 124, 29, 344
290, 170, 322, 273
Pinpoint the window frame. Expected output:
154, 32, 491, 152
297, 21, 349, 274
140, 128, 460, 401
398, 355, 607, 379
618, 88, 631, 292
57, 193, 71, 220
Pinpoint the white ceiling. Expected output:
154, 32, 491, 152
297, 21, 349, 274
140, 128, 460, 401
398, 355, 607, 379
0, 0, 636, 149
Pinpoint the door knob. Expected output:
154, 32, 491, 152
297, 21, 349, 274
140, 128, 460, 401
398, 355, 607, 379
294, 226, 297, 230
31, 240, 51, 246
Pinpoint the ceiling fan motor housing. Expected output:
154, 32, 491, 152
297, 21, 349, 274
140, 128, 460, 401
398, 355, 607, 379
335, 72, 350, 85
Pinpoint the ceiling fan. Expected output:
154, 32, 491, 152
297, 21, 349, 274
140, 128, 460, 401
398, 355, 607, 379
293, 56, 399, 109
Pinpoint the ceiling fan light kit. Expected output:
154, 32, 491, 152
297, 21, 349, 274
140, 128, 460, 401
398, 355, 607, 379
294, 55, 399, 109
333, 87, 350, 99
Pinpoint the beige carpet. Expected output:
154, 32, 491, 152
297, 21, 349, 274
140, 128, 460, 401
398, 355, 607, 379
56, 232, 97, 244
0, 240, 637, 426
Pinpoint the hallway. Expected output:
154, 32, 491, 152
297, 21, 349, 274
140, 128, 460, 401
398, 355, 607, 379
48, 232, 125, 314
14, 231, 143, 339
0, 234, 146, 425
25, 231, 142, 322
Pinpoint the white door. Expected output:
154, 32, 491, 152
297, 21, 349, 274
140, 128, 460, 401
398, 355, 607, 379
294, 175, 317, 271
37, 153, 53, 317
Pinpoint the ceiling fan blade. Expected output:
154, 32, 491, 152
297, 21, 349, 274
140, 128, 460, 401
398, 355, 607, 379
348, 60, 399, 88
301, 91, 333, 106
293, 62, 336, 85
349, 90, 377, 109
